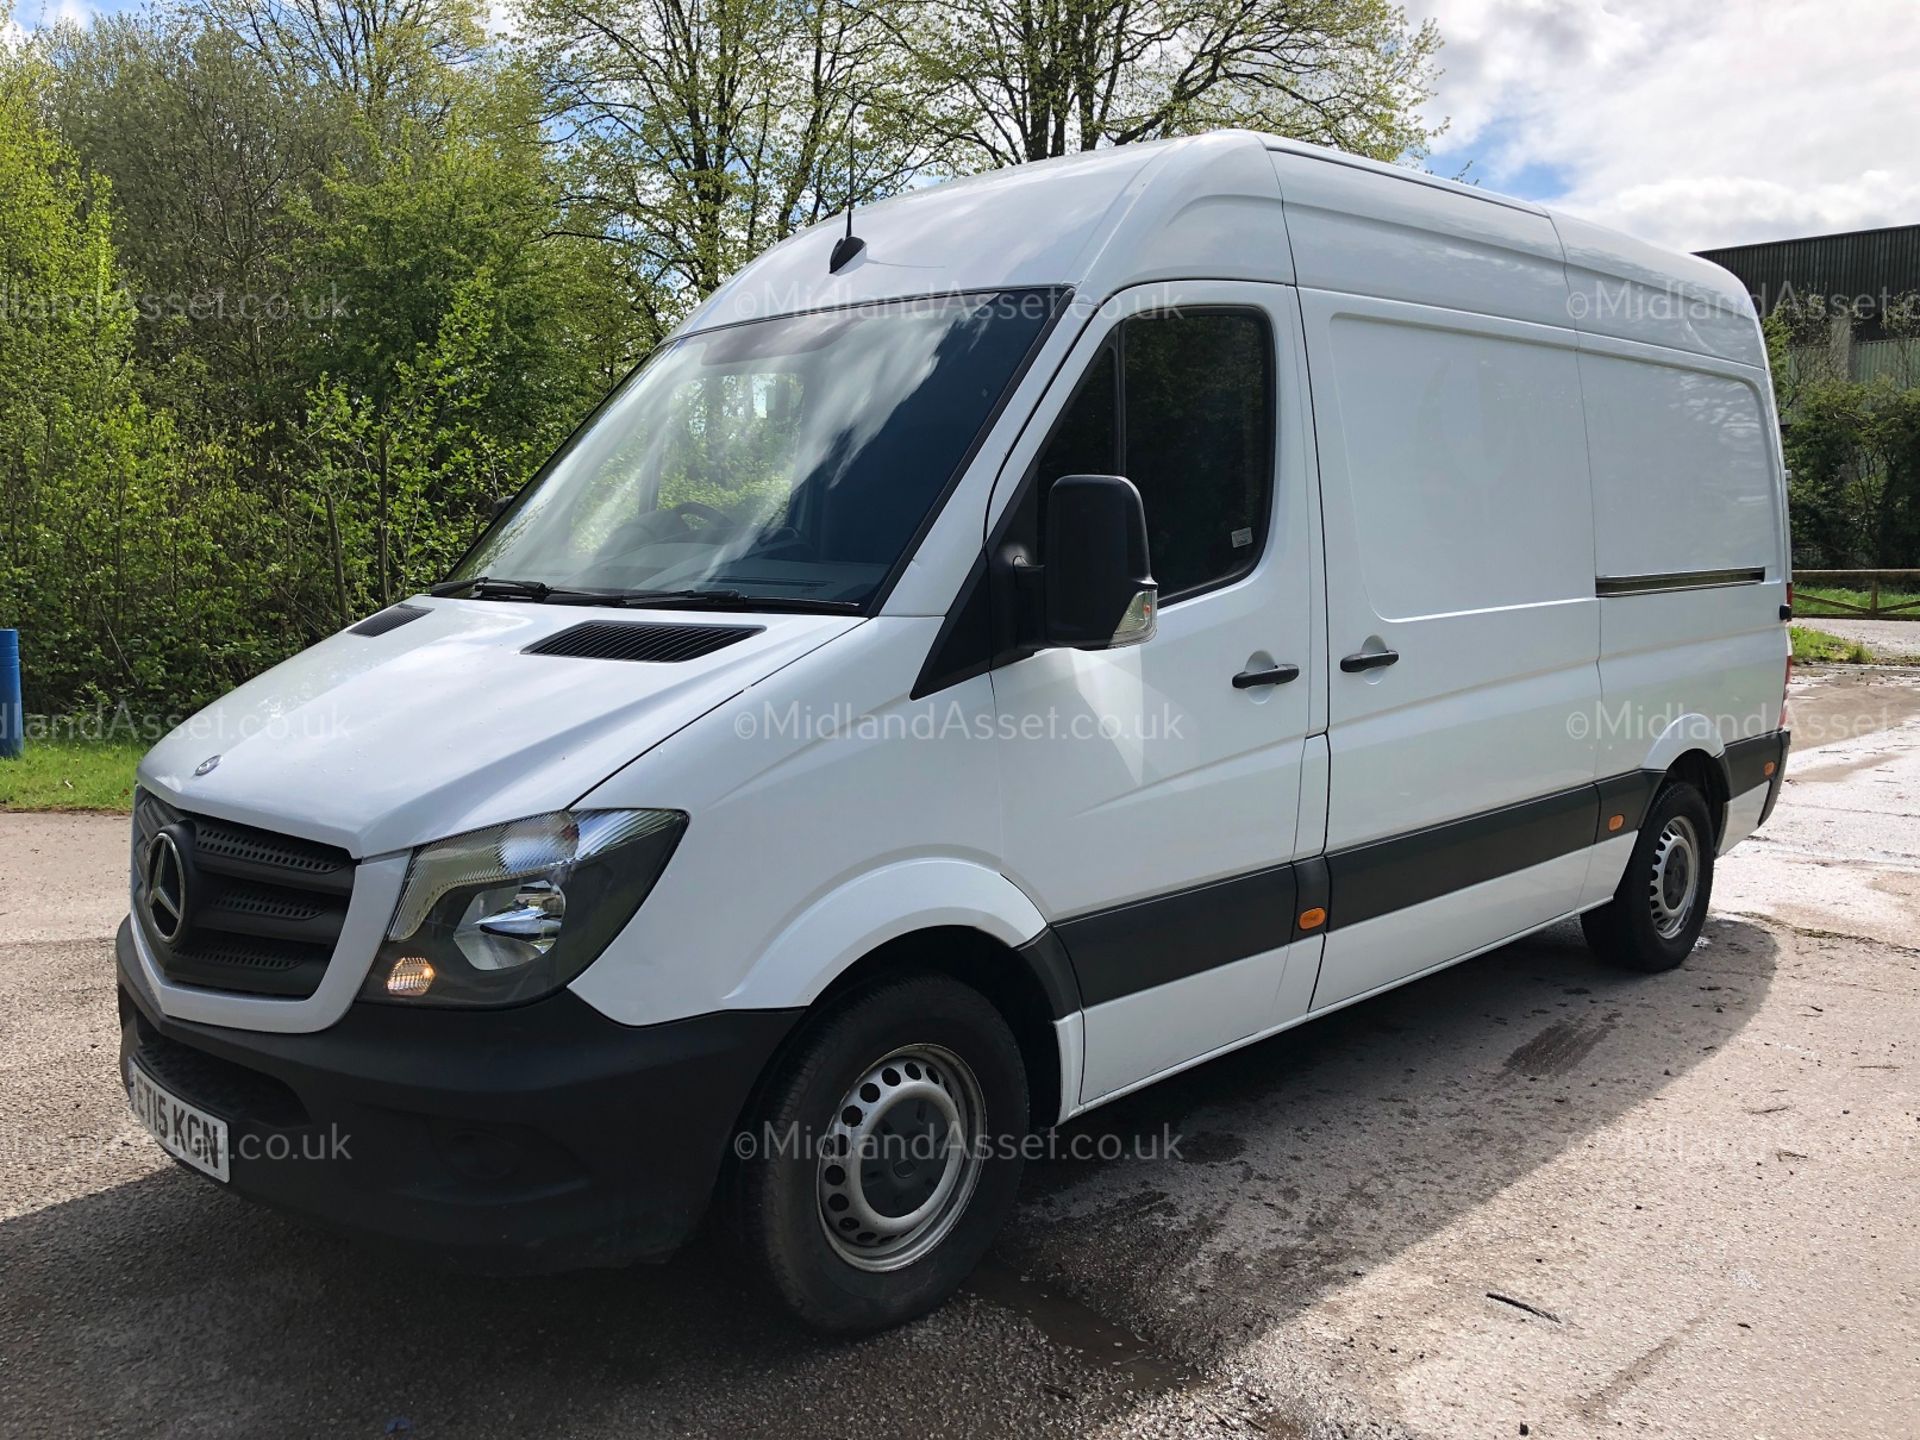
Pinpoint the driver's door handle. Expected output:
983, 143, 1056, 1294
1340, 648, 1399, 673
1232, 663, 1300, 689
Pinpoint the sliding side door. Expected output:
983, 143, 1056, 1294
1302, 290, 1601, 1009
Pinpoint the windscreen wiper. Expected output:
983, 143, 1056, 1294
430, 576, 625, 605
608, 588, 860, 615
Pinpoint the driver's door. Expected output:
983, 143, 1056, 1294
989, 283, 1323, 1104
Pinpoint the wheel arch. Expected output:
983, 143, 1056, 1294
810, 926, 1072, 1130
1637, 713, 1732, 845
723, 859, 1077, 1127
1664, 748, 1732, 846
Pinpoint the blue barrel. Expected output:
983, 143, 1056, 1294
0, 629, 21, 759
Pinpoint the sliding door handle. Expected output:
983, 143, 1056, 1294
1233, 663, 1300, 689
1340, 648, 1399, 673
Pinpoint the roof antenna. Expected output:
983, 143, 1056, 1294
829, 108, 866, 273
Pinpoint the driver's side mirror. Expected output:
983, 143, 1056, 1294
1042, 474, 1157, 650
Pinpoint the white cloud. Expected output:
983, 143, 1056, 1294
1412, 0, 1920, 250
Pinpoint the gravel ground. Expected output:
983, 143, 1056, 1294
2, 668, 1916, 1438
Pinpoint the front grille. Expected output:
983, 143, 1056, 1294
133, 791, 356, 999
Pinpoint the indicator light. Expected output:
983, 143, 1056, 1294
386, 956, 436, 998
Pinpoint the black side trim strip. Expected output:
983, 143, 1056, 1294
1595, 770, 1661, 842
1057, 864, 1296, 1008
1291, 856, 1330, 944
1759, 730, 1791, 826
1725, 732, 1783, 795
1049, 738, 1788, 1008
1327, 785, 1598, 931
1015, 929, 1083, 1020
1596, 567, 1765, 596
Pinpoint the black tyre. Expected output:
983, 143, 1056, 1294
1581, 780, 1715, 973
725, 972, 1029, 1333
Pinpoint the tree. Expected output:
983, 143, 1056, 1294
0, 34, 281, 712
522, 0, 928, 314
188, 0, 485, 122
876, 0, 1443, 168
11, 1, 641, 709
46, 14, 328, 466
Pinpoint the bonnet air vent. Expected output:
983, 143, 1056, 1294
523, 620, 763, 663
349, 603, 430, 637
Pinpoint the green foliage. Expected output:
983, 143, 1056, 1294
1789, 626, 1873, 665
3, 5, 637, 713
2, 0, 1448, 731
1785, 379, 1920, 569
0, 48, 207, 713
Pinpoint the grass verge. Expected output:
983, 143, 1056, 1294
1791, 625, 1874, 664
0, 737, 143, 812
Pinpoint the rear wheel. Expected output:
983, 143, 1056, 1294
725, 972, 1028, 1333
1581, 780, 1715, 972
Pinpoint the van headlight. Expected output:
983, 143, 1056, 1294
362, 809, 686, 1007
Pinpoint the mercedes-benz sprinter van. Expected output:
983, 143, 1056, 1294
116, 130, 1792, 1332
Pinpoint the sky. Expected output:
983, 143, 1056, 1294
13, 0, 1920, 255
1410, 0, 1920, 251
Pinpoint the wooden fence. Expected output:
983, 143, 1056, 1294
1795, 570, 1920, 620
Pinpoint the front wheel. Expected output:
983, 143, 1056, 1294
725, 972, 1029, 1333
1581, 780, 1715, 972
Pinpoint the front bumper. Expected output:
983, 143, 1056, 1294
117, 919, 797, 1272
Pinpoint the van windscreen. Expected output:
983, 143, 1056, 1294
454, 291, 1059, 610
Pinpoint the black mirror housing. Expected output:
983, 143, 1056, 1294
1042, 474, 1157, 650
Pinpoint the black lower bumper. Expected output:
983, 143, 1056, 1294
117, 919, 797, 1273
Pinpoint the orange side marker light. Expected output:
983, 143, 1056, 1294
1298, 907, 1327, 930
1607, 814, 1625, 832
1763, 761, 1777, 777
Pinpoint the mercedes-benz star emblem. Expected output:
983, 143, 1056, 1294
194, 754, 221, 777
144, 832, 189, 944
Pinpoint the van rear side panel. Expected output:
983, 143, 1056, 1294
1578, 333, 1789, 797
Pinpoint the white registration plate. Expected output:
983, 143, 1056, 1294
127, 1060, 230, 1183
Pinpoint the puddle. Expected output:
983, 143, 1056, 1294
1788, 667, 1920, 753
965, 1256, 1198, 1398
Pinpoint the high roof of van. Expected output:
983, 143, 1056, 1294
684, 129, 1765, 370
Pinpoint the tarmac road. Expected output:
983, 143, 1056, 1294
2, 666, 1916, 1438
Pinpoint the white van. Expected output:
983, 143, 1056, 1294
117, 130, 1792, 1332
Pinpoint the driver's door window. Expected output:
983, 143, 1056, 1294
1036, 310, 1273, 602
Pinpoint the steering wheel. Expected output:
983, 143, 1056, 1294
664, 500, 740, 535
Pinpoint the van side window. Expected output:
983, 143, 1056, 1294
1124, 312, 1273, 598
1035, 347, 1118, 482
1038, 310, 1274, 601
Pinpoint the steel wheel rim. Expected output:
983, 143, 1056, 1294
1648, 814, 1701, 940
817, 1043, 985, 1273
